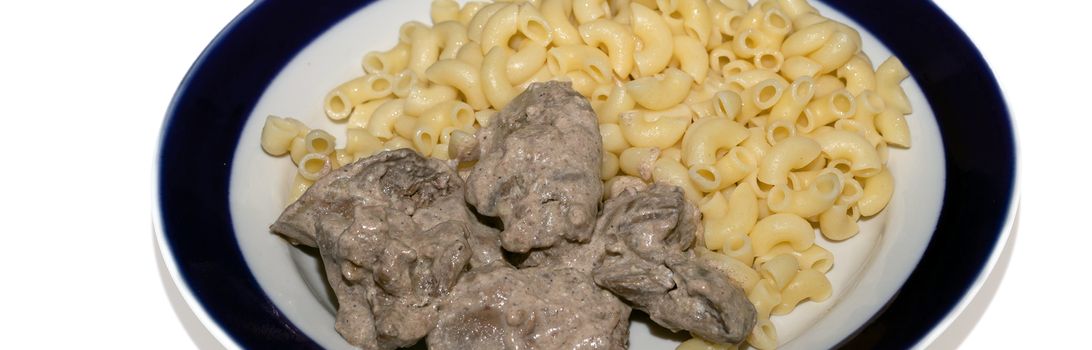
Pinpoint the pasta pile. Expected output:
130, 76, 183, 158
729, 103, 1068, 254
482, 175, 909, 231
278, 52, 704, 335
259, 0, 913, 348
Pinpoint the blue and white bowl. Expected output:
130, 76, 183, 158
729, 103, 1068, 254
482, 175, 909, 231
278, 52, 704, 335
154, 0, 1018, 348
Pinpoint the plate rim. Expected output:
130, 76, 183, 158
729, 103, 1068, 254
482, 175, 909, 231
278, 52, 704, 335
154, 0, 1018, 348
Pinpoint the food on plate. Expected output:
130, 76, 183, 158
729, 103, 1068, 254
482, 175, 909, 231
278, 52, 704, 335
260, 0, 915, 348
271, 149, 504, 349
428, 262, 631, 349
460, 81, 603, 253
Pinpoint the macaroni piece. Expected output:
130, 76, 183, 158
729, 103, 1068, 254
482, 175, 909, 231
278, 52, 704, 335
259, 1, 916, 348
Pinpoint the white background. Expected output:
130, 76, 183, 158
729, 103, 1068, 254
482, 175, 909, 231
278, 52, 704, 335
0, 0, 1084, 349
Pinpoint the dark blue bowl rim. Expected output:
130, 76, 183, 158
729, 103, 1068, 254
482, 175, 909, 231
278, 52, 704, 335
155, 0, 1017, 349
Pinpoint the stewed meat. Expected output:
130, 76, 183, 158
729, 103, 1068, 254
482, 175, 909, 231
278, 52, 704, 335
428, 262, 630, 350
591, 184, 757, 344
463, 81, 603, 253
270, 149, 502, 349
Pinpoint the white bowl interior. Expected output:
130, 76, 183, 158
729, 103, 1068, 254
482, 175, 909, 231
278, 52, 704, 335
228, 1, 945, 348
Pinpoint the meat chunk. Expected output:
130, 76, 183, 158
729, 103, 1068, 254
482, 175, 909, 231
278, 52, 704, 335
591, 184, 757, 345
428, 262, 630, 350
270, 150, 503, 349
464, 81, 603, 253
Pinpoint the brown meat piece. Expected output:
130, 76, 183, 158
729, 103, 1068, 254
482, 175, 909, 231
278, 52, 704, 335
428, 262, 630, 350
464, 81, 603, 253
270, 150, 503, 349
591, 184, 756, 345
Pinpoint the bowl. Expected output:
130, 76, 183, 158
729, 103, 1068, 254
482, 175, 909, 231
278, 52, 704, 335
155, 0, 1017, 348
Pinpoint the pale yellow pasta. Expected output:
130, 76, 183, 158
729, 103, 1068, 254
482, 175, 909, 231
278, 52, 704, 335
720, 231, 755, 266
780, 20, 837, 57
618, 104, 691, 148
366, 99, 406, 139
431, 0, 460, 23
592, 149, 616, 180
688, 164, 722, 191
659, 146, 683, 163
841, 90, 885, 145
630, 3, 674, 76
579, 19, 636, 77
399, 20, 429, 45
721, 60, 756, 80
808, 28, 860, 74
681, 116, 749, 166
289, 136, 307, 165
457, 1, 488, 25
362, 43, 410, 75
345, 128, 384, 158
698, 247, 760, 292
772, 268, 831, 315
752, 49, 784, 72
858, 167, 894, 216
730, 28, 778, 59
794, 244, 833, 273
455, 41, 485, 66
563, 70, 599, 96
286, 173, 314, 206
261, 116, 306, 156
408, 26, 442, 77
748, 278, 782, 321
433, 21, 470, 60
749, 213, 814, 256
572, 0, 611, 23
304, 129, 336, 155
331, 149, 352, 169
740, 126, 772, 159
765, 119, 796, 145
298, 153, 333, 181
390, 70, 417, 99
481, 47, 520, 109
834, 172, 863, 205
479, 4, 520, 54
507, 44, 547, 83
713, 90, 743, 121
747, 317, 778, 350
619, 146, 660, 180
875, 56, 912, 114
779, 55, 822, 81
819, 204, 860, 240
738, 78, 785, 123
382, 135, 414, 151
626, 68, 694, 110
799, 88, 855, 132
393, 115, 419, 141
708, 43, 737, 74
448, 129, 477, 159
467, 2, 508, 42
405, 84, 458, 116
547, 45, 612, 83
768, 77, 814, 124
875, 108, 911, 147
540, 0, 584, 45
600, 123, 630, 154
674, 35, 710, 83
714, 147, 758, 185
758, 253, 798, 290
673, 0, 713, 45
810, 74, 844, 98
517, 3, 553, 45
425, 59, 489, 109
474, 108, 498, 127
766, 170, 841, 217
811, 129, 883, 177
836, 54, 876, 95
652, 157, 703, 202
325, 74, 394, 120
757, 135, 821, 185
